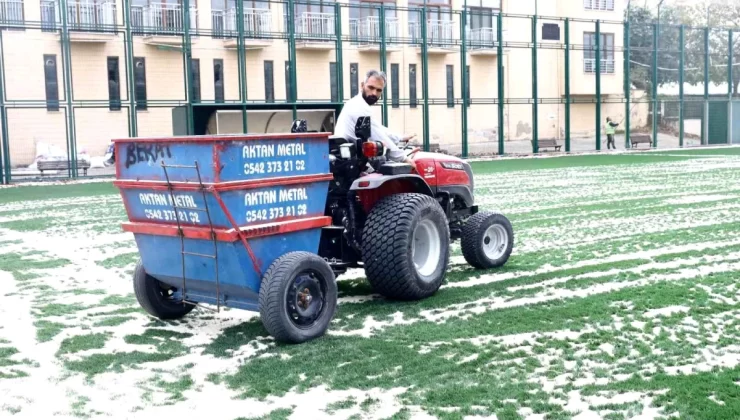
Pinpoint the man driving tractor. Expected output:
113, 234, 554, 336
333, 69, 417, 164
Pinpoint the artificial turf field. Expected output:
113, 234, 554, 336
0, 148, 739, 419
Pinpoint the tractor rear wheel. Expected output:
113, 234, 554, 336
362, 193, 450, 300
133, 259, 195, 320
461, 211, 514, 269
259, 251, 337, 344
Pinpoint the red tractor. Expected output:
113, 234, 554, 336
299, 116, 515, 303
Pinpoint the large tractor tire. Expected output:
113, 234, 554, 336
259, 251, 338, 344
133, 259, 195, 320
362, 193, 450, 300
461, 211, 514, 269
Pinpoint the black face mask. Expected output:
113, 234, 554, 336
362, 92, 379, 106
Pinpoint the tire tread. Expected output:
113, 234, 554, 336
362, 193, 449, 300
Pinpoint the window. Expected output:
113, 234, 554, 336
264, 60, 274, 103
43, 55, 59, 112
107, 57, 120, 111
409, 64, 417, 108
391, 63, 399, 108
330, 62, 338, 102
214, 59, 224, 103
350, 63, 359, 97
348, 0, 396, 22
583, 32, 615, 74
133, 57, 147, 110
465, 0, 499, 33
408, 0, 453, 44
290, 0, 336, 37
542, 23, 560, 41
190, 58, 201, 103
446, 65, 454, 108
584, 0, 614, 11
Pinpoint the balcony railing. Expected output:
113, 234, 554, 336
212, 7, 272, 38
409, 19, 454, 47
40, 0, 116, 32
349, 16, 400, 45
0, 0, 24, 26
293, 12, 334, 40
584, 58, 615, 74
131, 4, 198, 36
466, 26, 500, 49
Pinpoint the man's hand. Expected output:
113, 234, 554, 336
402, 134, 417, 142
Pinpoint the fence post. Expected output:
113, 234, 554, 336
421, 7, 430, 152
182, 0, 194, 135
531, 14, 538, 153
59, 0, 77, 178
123, 0, 138, 138
565, 18, 570, 153
380, 4, 387, 126
287, 0, 297, 120
497, 11, 504, 155
703, 27, 709, 145
336, 2, 344, 104
236, 0, 247, 132
624, 19, 631, 149
728, 29, 733, 145
652, 22, 658, 148
460, 6, 468, 158
679, 25, 684, 147
0, 31, 9, 184
596, 19, 601, 151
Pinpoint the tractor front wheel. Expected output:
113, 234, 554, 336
259, 252, 338, 344
362, 193, 450, 300
461, 211, 514, 269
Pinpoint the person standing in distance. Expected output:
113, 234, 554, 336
333, 69, 417, 164
605, 117, 620, 150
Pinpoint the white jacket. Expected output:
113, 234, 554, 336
333, 94, 406, 162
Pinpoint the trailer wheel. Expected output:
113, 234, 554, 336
259, 252, 337, 344
362, 193, 450, 300
461, 211, 514, 269
133, 259, 194, 320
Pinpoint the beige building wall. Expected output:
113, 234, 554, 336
3, 0, 635, 166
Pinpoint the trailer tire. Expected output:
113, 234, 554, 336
133, 259, 195, 320
259, 252, 337, 344
461, 211, 514, 269
362, 193, 450, 300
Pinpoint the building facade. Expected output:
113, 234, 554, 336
0, 0, 637, 167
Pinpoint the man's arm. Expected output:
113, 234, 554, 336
369, 118, 408, 162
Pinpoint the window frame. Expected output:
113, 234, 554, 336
583, 0, 615, 12
583, 31, 615, 75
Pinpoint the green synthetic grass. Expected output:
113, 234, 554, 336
0, 182, 117, 204
1, 148, 739, 418
470, 152, 696, 173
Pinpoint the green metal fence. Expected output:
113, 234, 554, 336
0, 1, 738, 184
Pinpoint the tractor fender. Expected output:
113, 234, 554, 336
350, 174, 434, 196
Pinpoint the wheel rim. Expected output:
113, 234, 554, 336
286, 270, 326, 328
482, 224, 508, 260
151, 274, 181, 303
412, 219, 442, 279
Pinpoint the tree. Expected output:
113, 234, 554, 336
626, 5, 689, 93
686, 0, 740, 95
